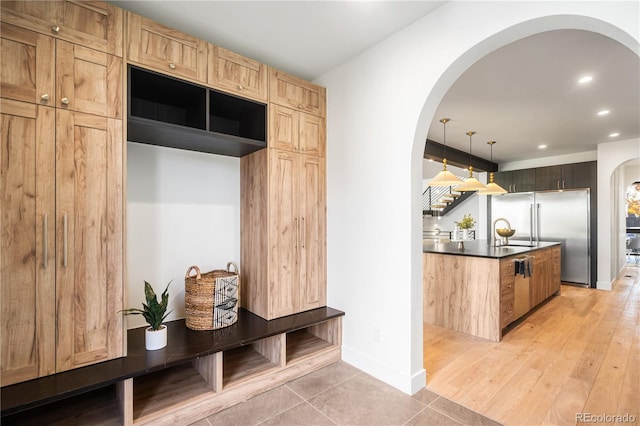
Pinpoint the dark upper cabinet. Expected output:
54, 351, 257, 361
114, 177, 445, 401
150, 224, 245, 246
535, 162, 595, 191
494, 169, 536, 193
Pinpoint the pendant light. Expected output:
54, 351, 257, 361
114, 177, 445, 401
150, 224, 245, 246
428, 118, 463, 186
456, 131, 488, 192
479, 141, 507, 195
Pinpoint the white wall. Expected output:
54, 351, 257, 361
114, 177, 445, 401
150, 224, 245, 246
597, 138, 640, 289
316, 2, 639, 394
126, 142, 240, 329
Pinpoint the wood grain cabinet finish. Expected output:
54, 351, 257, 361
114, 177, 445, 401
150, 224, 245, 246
269, 69, 326, 118
1, 99, 56, 386
1, 23, 124, 384
499, 259, 516, 329
0, 1, 123, 56
494, 169, 536, 193
127, 11, 207, 83
535, 162, 595, 191
208, 44, 268, 102
270, 104, 325, 157
241, 149, 326, 320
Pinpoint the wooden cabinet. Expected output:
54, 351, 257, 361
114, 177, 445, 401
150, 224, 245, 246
270, 104, 325, 157
54, 110, 124, 372
208, 44, 268, 102
530, 247, 561, 306
1, 25, 124, 384
269, 69, 326, 118
548, 246, 561, 298
126, 11, 207, 83
241, 149, 326, 320
499, 259, 515, 328
1, 99, 56, 386
0, 0, 123, 56
494, 168, 536, 193
535, 162, 595, 191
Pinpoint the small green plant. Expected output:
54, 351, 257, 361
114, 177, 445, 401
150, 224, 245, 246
455, 214, 476, 230
122, 281, 172, 331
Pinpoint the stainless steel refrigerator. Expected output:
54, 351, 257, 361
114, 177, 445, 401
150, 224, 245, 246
491, 189, 590, 286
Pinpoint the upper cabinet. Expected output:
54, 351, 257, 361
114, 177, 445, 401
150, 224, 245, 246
208, 44, 268, 102
126, 12, 207, 83
270, 105, 325, 157
494, 169, 536, 193
1, 1, 123, 56
535, 162, 595, 191
269, 69, 326, 118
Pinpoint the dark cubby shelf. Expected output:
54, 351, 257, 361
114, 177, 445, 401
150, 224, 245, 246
128, 66, 266, 157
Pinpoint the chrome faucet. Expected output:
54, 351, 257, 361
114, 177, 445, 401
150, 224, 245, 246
492, 217, 511, 247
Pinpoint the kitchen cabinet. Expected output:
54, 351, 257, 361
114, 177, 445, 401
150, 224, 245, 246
1, 24, 124, 384
270, 104, 325, 157
240, 149, 326, 320
126, 11, 207, 83
494, 168, 536, 193
269, 68, 326, 118
208, 44, 268, 102
530, 247, 560, 306
499, 259, 515, 328
0, 0, 123, 56
535, 162, 595, 191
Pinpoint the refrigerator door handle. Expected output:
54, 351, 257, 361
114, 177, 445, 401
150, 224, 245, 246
536, 203, 541, 242
529, 204, 534, 244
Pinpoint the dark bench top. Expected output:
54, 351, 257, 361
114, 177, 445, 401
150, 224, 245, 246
1, 306, 344, 416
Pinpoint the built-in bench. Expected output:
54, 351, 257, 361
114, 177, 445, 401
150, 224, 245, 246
1, 307, 344, 425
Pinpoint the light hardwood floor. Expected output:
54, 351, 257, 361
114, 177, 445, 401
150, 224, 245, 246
424, 266, 639, 426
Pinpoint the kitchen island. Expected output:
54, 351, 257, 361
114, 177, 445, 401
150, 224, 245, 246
423, 240, 561, 342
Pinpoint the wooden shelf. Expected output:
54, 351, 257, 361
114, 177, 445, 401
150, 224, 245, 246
223, 346, 278, 388
2, 385, 120, 426
133, 363, 213, 422
286, 330, 333, 364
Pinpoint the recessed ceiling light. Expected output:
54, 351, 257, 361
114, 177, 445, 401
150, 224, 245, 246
609, 132, 620, 138
597, 109, 610, 116
538, 144, 547, 149
578, 75, 593, 84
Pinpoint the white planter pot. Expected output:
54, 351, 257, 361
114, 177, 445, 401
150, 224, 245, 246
145, 325, 167, 350
462, 229, 470, 240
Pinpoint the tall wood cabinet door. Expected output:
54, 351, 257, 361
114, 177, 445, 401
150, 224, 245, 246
299, 112, 325, 157
127, 12, 207, 83
0, 100, 56, 386
208, 44, 268, 102
269, 104, 299, 152
56, 40, 122, 119
0, 23, 55, 105
268, 149, 299, 319
55, 110, 123, 372
0, 1, 123, 56
299, 155, 326, 312
269, 69, 326, 117
548, 247, 561, 297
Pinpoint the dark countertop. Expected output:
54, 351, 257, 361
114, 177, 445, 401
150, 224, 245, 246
1, 306, 344, 416
423, 240, 561, 259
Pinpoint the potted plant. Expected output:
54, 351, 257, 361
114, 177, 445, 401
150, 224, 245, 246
455, 214, 476, 240
123, 281, 172, 350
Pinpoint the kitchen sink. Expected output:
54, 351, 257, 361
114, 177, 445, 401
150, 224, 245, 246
504, 243, 538, 247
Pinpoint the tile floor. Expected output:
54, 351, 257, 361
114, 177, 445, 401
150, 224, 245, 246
189, 361, 501, 426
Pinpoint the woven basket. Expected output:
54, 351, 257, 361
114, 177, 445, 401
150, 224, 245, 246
185, 262, 239, 330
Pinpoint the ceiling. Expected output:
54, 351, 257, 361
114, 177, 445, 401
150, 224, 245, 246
110, 1, 639, 165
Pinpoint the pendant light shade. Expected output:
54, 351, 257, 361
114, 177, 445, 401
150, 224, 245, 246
456, 131, 488, 192
479, 141, 508, 195
428, 118, 463, 186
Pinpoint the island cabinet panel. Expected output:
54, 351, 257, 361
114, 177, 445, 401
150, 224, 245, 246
531, 249, 551, 307
0, 1, 123, 56
126, 11, 208, 83
423, 254, 501, 342
208, 44, 268, 102
499, 259, 516, 328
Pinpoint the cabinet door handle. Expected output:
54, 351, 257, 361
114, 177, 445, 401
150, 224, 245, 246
52, 25, 60, 33
41, 94, 50, 102
43, 215, 48, 269
507, 284, 512, 288
237, 84, 244, 90
514, 184, 516, 192
169, 63, 176, 69
301, 217, 305, 249
294, 217, 298, 249
298, 104, 304, 109
557, 180, 560, 190
61, 97, 69, 105
562, 180, 565, 189
63, 214, 68, 267
507, 310, 513, 315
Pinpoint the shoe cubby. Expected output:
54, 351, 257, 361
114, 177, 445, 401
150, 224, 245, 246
286, 317, 342, 365
222, 334, 282, 389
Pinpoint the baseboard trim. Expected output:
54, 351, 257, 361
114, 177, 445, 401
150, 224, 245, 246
341, 346, 426, 395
